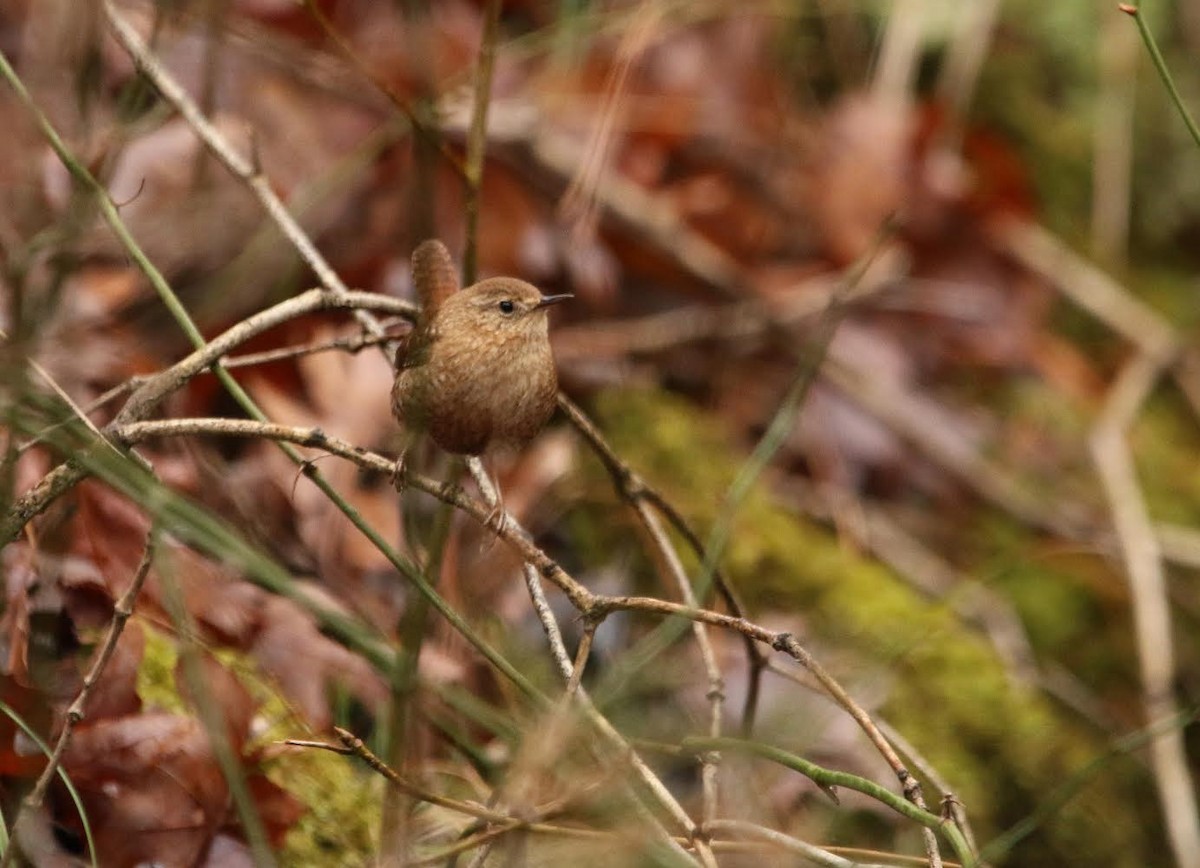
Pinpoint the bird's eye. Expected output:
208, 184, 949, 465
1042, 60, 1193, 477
498, 300, 515, 314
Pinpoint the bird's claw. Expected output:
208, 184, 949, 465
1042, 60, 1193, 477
391, 454, 408, 492
483, 502, 509, 537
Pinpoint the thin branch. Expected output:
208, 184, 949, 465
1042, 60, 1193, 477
219, 328, 407, 370
518, 557, 705, 865
681, 737, 972, 866
632, 496, 725, 834
111, 415, 964, 860
706, 819, 891, 868
463, 459, 707, 863
101, 1, 384, 338
2, 289, 410, 546
557, 393, 767, 734
288, 730, 661, 865
0, 530, 158, 867
462, 0, 502, 286
300, 0, 469, 182
1089, 353, 1200, 867
565, 622, 596, 699
1120, 4, 1200, 152
331, 727, 511, 824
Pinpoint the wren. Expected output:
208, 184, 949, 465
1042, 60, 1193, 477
391, 239, 570, 481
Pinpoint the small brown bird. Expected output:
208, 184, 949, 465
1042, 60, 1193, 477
391, 239, 570, 482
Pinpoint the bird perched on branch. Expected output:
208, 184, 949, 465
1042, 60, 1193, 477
391, 239, 571, 487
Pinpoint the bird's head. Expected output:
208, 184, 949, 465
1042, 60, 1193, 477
439, 277, 571, 342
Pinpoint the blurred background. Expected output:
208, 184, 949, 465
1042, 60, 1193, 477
1, 0, 1200, 865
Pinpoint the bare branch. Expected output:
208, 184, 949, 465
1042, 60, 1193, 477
0, 529, 158, 868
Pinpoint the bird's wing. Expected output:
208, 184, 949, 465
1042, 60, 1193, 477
393, 322, 435, 372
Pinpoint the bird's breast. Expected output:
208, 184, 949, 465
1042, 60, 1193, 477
398, 331, 557, 455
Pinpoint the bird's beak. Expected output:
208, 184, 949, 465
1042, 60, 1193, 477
535, 293, 573, 310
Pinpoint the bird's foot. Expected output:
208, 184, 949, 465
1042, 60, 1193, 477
391, 454, 408, 492
483, 501, 509, 538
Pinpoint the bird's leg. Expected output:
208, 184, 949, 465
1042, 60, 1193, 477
391, 450, 408, 492
467, 456, 507, 538
483, 488, 507, 538
392, 430, 418, 492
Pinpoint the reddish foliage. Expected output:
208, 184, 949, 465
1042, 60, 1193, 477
61, 713, 228, 866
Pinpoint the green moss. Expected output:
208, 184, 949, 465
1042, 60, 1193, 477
1132, 393, 1200, 527
134, 624, 379, 864
231, 654, 382, 864
578, 386, 1155, 866
267, 739, 382, 866
135, 623, 185, 713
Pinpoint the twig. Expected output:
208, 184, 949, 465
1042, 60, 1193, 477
681, 738, 971, 866
1119, 4, 1200, 151
517, 558, 706, 865
470, 460, 704, 866
0, 530, 158, 867
632, 496, 725, 834
1089, 353, 1200, 868
219, 328, 408, 370
111, 416, 965, 861
556, 393, 763, 734
1, 289, 409, 547
565, 622, 595, 699
462, 0, 502, 286
289, 730, 654, 864
331, 727, 509, 824
101, 0, 385, 339
16, 379, 144, 455
557, 394, 767, 734
875, 719, 977, 856
705, 819, 898, 868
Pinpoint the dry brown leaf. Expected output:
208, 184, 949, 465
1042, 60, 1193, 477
62, 712, 228, 867
250, 594, 387, 729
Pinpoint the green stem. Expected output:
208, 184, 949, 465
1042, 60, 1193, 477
593, 224, 890, 710
157, 544, 276, 867
1122, 4, 1200, 151
980, 705, 1200, 862
682, 736, 975, 867
0, 44, 543, 706
0, 703, 93, 866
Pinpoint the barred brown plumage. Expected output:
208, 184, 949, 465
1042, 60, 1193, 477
391, 240, 570, 472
